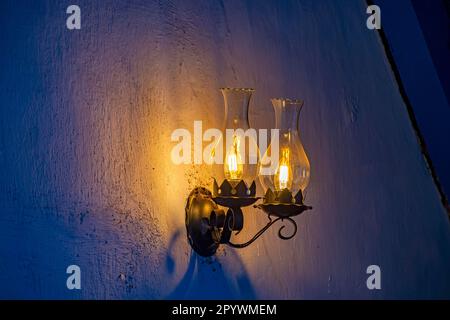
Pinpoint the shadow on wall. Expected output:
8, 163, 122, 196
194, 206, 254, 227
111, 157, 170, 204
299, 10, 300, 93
164, 229, 256, 299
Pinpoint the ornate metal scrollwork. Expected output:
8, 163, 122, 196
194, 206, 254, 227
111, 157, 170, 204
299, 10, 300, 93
227, 215, 298, 248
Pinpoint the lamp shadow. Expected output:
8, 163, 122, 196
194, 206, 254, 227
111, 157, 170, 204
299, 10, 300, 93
164, 228, 256, 300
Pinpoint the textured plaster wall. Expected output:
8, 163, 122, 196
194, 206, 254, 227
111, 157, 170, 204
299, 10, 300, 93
0, 0, 449, 299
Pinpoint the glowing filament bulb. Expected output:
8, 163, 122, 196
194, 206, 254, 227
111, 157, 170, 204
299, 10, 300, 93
228, 153, 238, 173
225, 135, 243, 181
279, 164, 289, 189
276, 148, 292, 190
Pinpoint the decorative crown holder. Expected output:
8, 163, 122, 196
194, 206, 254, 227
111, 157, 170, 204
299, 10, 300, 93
212, 179, 258, 207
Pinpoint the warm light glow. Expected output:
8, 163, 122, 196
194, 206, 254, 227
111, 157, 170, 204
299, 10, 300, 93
224, 135, 243, 181
275, 148, 292, 190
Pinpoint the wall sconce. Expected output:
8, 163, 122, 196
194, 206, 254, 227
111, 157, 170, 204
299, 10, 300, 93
185, 88, 312, 256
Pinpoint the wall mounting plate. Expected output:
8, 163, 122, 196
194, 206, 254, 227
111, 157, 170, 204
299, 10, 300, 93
185, 187, 222, 256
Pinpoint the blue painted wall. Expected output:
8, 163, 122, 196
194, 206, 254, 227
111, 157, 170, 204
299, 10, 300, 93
1, 0, 449, 299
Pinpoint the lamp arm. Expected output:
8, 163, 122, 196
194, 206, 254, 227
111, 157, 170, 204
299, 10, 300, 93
227, 215, 297, 248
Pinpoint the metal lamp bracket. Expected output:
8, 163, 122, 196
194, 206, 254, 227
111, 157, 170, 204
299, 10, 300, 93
185, 181, 312, 257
